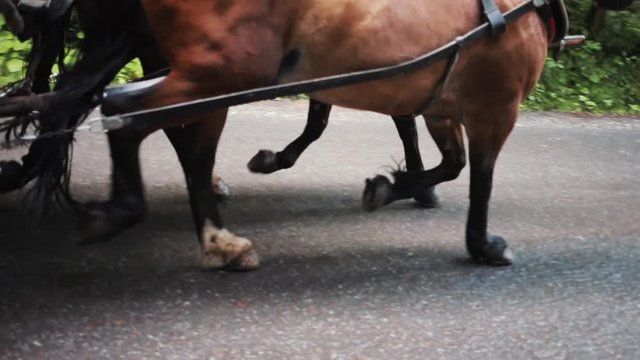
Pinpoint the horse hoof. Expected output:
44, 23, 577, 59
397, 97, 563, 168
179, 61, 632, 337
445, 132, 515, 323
75, 203, 143, 245
212, 175, 231, 201
0, 160, 24, 193
471, 235, 514, 266
362, 175, 394, 212
200, 223, 260, 271
414, 186, 440, 208
247, 149, 280, 174
226, 247, 260, 271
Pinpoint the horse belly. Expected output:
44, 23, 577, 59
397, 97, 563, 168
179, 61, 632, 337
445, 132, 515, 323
283, 0, 545, 116
310, 67, 452, 116
282, 0, 479, 115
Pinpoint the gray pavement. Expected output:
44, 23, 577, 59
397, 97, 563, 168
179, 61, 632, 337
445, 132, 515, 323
1, 101, 639, 359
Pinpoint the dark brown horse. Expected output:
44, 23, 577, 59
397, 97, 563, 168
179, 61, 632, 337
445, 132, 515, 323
96, 0, 559, 268
1, 0, 443, 269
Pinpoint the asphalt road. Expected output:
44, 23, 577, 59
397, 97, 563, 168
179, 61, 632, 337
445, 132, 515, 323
1, 101, 639, 359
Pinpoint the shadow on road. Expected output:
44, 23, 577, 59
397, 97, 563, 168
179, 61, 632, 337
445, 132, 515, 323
1, 185, 638, 325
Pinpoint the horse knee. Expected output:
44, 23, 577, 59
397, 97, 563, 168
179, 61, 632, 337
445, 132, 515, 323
442, 151, 466, 180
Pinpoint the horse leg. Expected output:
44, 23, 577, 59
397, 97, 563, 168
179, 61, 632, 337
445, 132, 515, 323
78, 108, 257, 269
247, 99, 331, 174
137, 42, 231, 201
78, 127, 147, 243
164, 111, 258, 270
363, 118, 464, 211
464, 104, 518, 266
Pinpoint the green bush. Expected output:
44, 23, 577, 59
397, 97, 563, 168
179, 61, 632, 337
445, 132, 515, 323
0, 18, 32, 85
0, 17, 143, 86
522, 0, 640, 114
523, 42, 640, 113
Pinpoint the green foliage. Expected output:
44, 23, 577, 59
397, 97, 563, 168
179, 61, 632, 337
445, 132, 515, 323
564, 0, 640, 55
0, 18, 31, 84
523, 42, 640, 113
0, 17, 143, 87
522, 0, 640, 114
113, 58, 143, 84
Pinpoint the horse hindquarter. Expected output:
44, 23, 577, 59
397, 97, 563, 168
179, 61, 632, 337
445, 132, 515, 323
138, 0, 293, 120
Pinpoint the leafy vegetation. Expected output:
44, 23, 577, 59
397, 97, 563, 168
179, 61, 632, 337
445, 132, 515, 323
1, 2, 638, 113
523, 0, 640, 114
0, 17, 143, 86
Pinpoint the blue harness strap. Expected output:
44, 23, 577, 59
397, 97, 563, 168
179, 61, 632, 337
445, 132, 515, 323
481, 0, 506, 37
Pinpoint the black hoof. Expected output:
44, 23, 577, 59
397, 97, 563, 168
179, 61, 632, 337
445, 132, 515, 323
362, 175, 395, 212
413, 186, 440, 208
247, 149, 280, 174
0, 160, 25, 193
75, 203, 143, 245
469, 234, 514, 266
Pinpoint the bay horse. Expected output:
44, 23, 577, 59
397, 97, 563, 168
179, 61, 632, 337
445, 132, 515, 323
0, 0, 442, 265
96, 0, 557, 268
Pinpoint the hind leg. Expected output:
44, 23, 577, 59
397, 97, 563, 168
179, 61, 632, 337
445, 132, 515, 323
165, 110, 258, 270
78, 127, 148, 243
248, 99, 331, 174
395, 115, 441, 207
364, 115, 434, 210
363, 118, 465, 211
464, 103, 518, 266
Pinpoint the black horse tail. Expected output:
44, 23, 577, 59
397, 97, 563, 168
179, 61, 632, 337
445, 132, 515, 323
6, 1, 143, 214
0, 11, 68, 144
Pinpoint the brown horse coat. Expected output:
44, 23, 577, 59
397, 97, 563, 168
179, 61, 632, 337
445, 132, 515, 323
139, 0, 547, 122
116, 0, 552, 267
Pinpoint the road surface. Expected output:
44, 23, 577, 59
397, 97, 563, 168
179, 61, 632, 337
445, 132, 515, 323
1, 101, 639, 359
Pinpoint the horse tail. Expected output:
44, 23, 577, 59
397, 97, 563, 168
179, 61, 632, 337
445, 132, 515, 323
15, 2, 141, 214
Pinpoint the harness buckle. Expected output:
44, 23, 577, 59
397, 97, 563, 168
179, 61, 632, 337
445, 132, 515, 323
481, 0, 507, 37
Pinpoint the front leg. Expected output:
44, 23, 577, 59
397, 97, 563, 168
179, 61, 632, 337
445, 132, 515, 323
165, 110, 259, 270
463, 105, 518, 266
247, 99, 331, 174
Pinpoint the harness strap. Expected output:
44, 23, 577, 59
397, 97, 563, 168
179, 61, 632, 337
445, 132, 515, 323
532, 0, 554, 40
97, 0, 550, 131
412, 38, 463, 117
481, 0, 506, 37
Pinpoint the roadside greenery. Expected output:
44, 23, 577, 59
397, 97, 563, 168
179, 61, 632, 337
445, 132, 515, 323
0, 17, 143, 85
523, 0, 640, 114
1, 2, 638, 114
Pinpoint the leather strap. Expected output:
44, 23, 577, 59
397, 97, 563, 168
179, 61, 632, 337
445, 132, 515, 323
481, 0, 506, 37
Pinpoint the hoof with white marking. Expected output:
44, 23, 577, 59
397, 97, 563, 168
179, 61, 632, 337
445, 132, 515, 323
200, 222, 260, 271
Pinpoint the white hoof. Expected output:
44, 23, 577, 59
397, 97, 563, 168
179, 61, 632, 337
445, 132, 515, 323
200, 221, 260, 271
